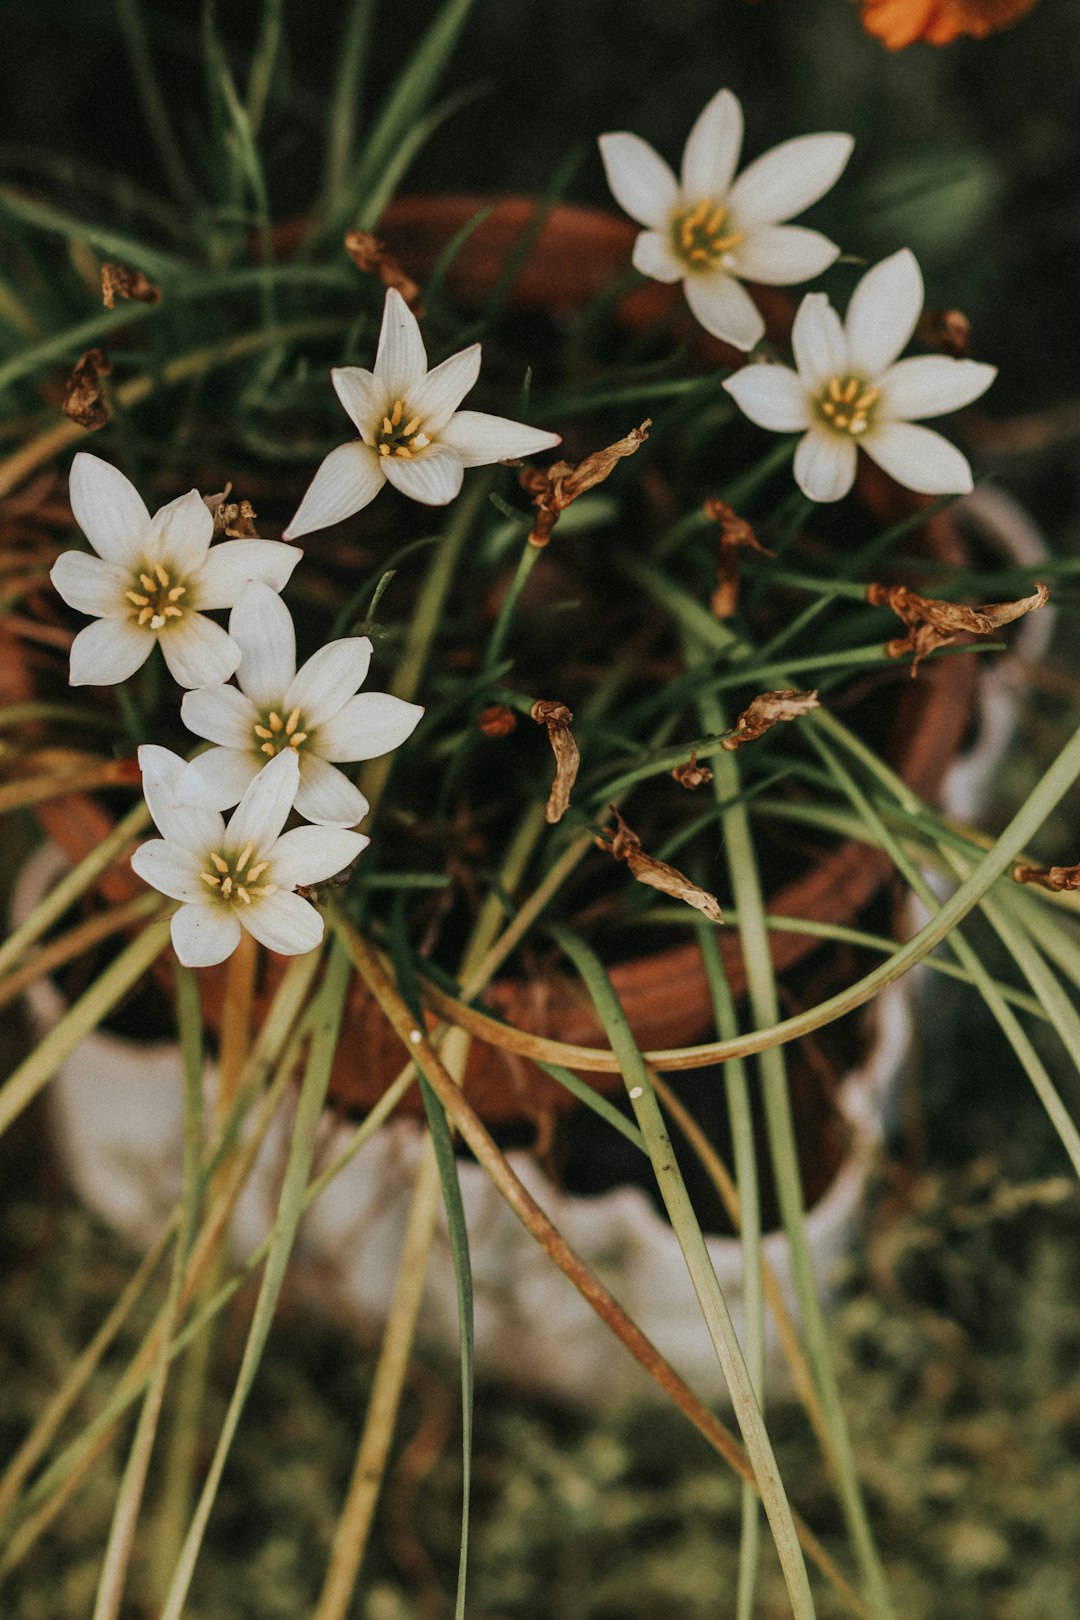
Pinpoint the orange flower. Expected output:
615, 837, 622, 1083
859, 0, 1038, 48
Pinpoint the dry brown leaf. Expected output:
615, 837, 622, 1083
722, 688, 819, 751
519, 421, 651, 547
61, 348, 111, 429
597, 806, 723, 923
671, 750, 713, 790
532, 699, 580, 823
344, 230, 422, 312
101, 262, 162, 308
705, 498, 774, 618
918, 308, 971, 358
868, 580, 1049, 675
1013, 862, 1080, 892
477, 704, 517, 738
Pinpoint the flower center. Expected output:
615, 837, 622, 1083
198, 841, 276, 906
253, 706, 311, 759
815, 375, 880, 437
671, 200, 744, 270
375, 398, 431, 461
125, 562, 189, 631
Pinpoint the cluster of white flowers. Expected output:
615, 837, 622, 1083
599, 87, 995, 500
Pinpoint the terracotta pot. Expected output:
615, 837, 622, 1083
25, 196, 978, 1130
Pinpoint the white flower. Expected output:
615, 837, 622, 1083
599, 88, 853, 351
175, 582, 423, 827
722, 250, 997, 503
51, 454, 302, 688
283, 288, 562, 537
131, 745, 368, 967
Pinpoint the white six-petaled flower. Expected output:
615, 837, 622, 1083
176, 582, 423, 827
722, 249, 997, 503
52, 454, 302, 688
599, 88, 853, 352
283, 288, 562, 537
131, 745, 368, 967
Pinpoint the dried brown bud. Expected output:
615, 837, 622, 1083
671, 749, 713, 790
202, 484, 259, 537
519, 421, 651, 547
705, 499, 773, 619
477, 704, 517, 738
722, 689, 819, 750
918, 308, 971, 359
1013, 862, 1080, 892
101, 262, 162, 309
344, 230, 422, 312
868, 580, 1049, 675
597, 807, 723, 923
61, 348, 111, 429
531, 699, 580, 823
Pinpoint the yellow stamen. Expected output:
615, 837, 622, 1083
236, 886, 251, 904
379, 444, 390, 457
828, 378, 844, 401
210, 852, 229, 874
391, 399, 404, 426
140, 573, 156, 592
261, 741, 276, 756
382, 416, 393, 435
236, 840, 254, 873
248, 883, 277, 897
154, 563, 170, 587
126, 591, 150, 606
269, 712, 283, 732
200, 871, 221, 888
247, 860, 270, 882
395, 447, 413, 460
164, 605, 183, 618
220, 876, 232, 897
167, 585, 186, 601
285, 707, 301, 735
402, 416, 421, 436
254, 724, 273, 740
138, 607, 153, 625
289, 731, 308, 748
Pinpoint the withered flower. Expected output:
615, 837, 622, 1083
61, 348, 112, 429
477, 704, 517, 738
597, 807, 724, 923
100, 263, 162, 308
671, 750, 713, 789
918, 308, 971, 359
532, 700, 580, 824
723, 689, 820, 750
344, 230, 422, 313
519, 421, 651, 547
705, 498, 773, 618
1013, 862, 1080, 893
868, 580, 1049, 675
859, 0, 1037, 49
202, 486, 259, 537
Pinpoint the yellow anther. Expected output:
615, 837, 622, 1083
379, 443, 390, 457
268, 712, 283, 732
828, 378, 844, 401
200, 871, 220, 888
382, 416, 394, 435
842, 378, 859, 403
706, 205, 726, 235
164, 606, 183, 619
833, 413, 850, 430
236, 886, 251, 904
391, 399, 404, 425
261, 741, 276, 756
221, 876, 232, 897
289, 731, 308, 748
126, 591, 149, 606
248, 883, 277, 897
140, 573, 156, 592
247, 860, 270, 881
285, 707, 301, 735
402, 416, 421, 436
154, 563, 170, 587
138, 607, 153, 625
855, 388, 880, 412
167, 585, 186, 601
254, 724, 273, 740
236, 840, 254, 873
210, 852, 230, 874
395, 447, 412, 459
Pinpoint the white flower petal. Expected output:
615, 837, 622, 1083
680, 88, 743, 203
373, 288, 428, 397
682, 271, 764, 350
332, 366, 387, 435
239, 890, 324, 956
407, 344, 482, 434
726, 132, 854, 231
143, 489, 213, 574
229, 582, 296, 705
294, 757, 371, 827
877, 357, 997, 422
631, 230, 684, 284
51, 550, 127, 618
171, 903, 242, 968
793, 427, 858, 503
159, 613, 240, 690
598, 132, 679, 230
271, 823, 370, 886
181, 683, 258, 748
176, 748, 261, 811
791, 292, 849, 391
282, 442, 385, 539
68, 453, 150, 567
733, 225, 840, 287
196, 539, 302, 610
723, 364, 811, 431
844, 249, 923, 380
68, 617, 152, 687
285, 636, 372, 727
317, 692, 425, 762
438, 412, 561, 468
138, 744, 226, 853
861, 421, 974, 495
381, 446, 465, 504
227, 747, 299, 854
130, 838, 206, 903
